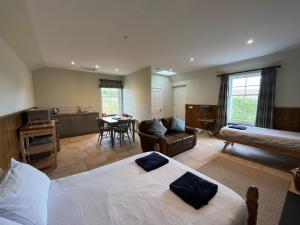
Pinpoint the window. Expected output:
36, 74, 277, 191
101, 88, 122, 115
227, 72, 261, 125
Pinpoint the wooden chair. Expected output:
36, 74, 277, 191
96, 117, 112, 145
113, 119, 132, 146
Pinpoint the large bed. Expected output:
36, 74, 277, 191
47, 152, 257, 225
219, 126, 300, 157
0, 152, 258, 225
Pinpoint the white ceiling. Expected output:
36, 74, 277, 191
23, 0, 300, 75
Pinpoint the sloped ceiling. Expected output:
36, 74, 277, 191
0, 0, 44, 71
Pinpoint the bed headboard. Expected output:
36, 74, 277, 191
0, 112, 23, 170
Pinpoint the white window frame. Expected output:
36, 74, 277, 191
227, 72, 261, 126
100, 88, 123, 115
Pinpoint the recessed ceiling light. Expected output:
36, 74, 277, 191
71, 61, 75, 65
95, 65, 99, 69
247, 39, 254, 45
115, 68, 119, 72
190, 57, 194, 62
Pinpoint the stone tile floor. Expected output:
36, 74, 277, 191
47, 133, 299, 195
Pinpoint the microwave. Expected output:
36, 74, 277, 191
23, 108, 51, 124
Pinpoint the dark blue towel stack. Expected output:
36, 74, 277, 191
170, 172, 218, 209
135, 152, 169, 172
228, 125, 247, 130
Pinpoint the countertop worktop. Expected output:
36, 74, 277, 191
52, 111, 99, 116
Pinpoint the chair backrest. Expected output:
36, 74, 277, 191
117, 119, 131, 130
96, 117, 106, 131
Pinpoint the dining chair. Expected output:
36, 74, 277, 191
96, 117, 111, 146
113, 119, 131, 146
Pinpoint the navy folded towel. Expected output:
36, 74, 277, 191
228, 125, 247, 130
135, 152, 169, 172
170, 172, 218, 209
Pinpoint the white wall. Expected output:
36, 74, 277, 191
32, 67, 123, 112
0, 37, 35, 117
171, 47, 300, 107
123, 67, 152, 122
151, 75, 173, 117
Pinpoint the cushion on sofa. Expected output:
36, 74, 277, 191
170, 117, 185, 132
164, 134, 182, 144
169, 132, 193, 141
147, 119, 167, 136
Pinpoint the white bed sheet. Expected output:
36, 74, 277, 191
48, 152, 247, 225
220, 126, 300, 152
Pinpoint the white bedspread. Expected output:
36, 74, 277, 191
48, 152, 247, 225
220, 126, 300, 152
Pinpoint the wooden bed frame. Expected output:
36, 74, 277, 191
154, 143, 259, 225
219, 136, 300, 158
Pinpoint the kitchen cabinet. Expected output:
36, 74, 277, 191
52, 112, 99, 138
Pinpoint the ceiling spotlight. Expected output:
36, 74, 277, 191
115, 68, 119, 72
190, 57, 194, 62
247, 39, 254, 45
71, 61, 75, 65
95, 65, 99, 69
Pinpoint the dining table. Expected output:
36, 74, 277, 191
100, 116, 136, 147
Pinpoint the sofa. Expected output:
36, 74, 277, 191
138, 118, 198, 157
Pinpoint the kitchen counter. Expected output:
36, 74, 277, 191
52, 111, 99, 116
51, 112, 99, 138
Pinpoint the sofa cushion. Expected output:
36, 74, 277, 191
170, 117, 185, 132
164, 134, 182, 144
170, 132, 193, 140
147, 119, 167, 136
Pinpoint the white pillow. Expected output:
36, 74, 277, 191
0, 159, 50, 225
0, 217, 22, 225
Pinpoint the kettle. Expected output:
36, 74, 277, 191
52, 107, 59, 114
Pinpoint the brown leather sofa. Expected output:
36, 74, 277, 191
138, 118, 198, 157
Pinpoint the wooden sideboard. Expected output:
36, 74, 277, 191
185, 104, 218, 133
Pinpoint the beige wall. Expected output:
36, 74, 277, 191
171, 47, 300, 107
32, 67, 123, 111
0, 37, 35, 117
123, 67, 152, 122
151, 75, 173, 117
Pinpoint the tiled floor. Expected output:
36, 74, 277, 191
47, 132, 299, 195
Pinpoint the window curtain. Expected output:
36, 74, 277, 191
99, 79, 123, 88
255, 68, 277, 128
216, 75, 229, 134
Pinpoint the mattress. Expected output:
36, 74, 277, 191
220, 126, 300, 152
47, 152, 247, 225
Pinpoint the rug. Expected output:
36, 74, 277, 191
279, 191, 300, 225
225, 144, 300, 171
197, 157, 291, 225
